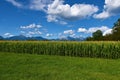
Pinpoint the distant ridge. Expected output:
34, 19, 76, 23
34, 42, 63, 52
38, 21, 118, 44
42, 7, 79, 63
0, 35, 85, 41
6, 35, 28, 40
4, 35, 47, 41
58, 36, 85, 41
0, 36, 4, 40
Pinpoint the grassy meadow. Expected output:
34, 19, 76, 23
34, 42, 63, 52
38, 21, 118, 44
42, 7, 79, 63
0, 52, 120, 80
0, 41, 120, 80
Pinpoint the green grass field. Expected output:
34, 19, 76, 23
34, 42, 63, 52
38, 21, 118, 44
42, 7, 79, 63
0, 52, 120, 80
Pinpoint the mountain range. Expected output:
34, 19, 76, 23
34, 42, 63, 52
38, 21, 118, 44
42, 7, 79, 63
0, 36, 4, 40
58, 36, 85, 41
5, 35, 47, 41
0, 35, 85, 41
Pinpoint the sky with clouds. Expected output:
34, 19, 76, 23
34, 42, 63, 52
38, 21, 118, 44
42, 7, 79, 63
0, 0, 120, 38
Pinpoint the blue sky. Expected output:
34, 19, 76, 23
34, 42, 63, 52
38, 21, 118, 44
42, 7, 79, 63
0, 0, 120, 39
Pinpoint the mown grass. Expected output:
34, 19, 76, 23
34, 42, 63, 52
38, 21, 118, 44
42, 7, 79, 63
0, 52, 120, 80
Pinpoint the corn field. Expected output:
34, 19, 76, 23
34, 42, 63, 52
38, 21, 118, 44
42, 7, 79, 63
0, 41, 120, 59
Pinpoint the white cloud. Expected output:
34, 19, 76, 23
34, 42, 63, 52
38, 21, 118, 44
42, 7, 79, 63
87, 26, 110, 33
94, 11, 110, 19
28, 31, 35, 35
20, 31, 25, 34
29, 0, 52, 11
4, 33, 14, 37
103, 29, 112, 36
47, 15, 58, 22
78, 28, 87, 33
46, 33, 53, 37
20, 23, 42, 29
69, 34, 76, 37
59, 35, 66, 39
29, 31, 42, 35
47, 15, 68, 25
27, 31, 42, 37
36, 31, 42, 34
6, 0, 53, 11
58, 33, 62, 36
6, 0, 23, 8
64, 30, 74, 35
94, 0, 120, 19
59, 21, 67, 25
78, 26, 112, 35
20, 23, 43, 37
29, 0, 46, 11
6, 0, 99, 23
47, 0, 98, 22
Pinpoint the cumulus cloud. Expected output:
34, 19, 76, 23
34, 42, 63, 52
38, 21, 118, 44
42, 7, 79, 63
6, 0, 23, 8
20, 23, 43, 37
69, 34, 76, 37
6, 0, 99, 23
78, 26, 112, 35
47, 15, 58, 22
46, 33, 53, 37
59, 21, 67, 25
78, 28, 87, 33
58, 30, 75, 38
6, 0, 53, 11
20, 23, 42, 29
28, 31, 35, 35
87, 26, 110, 33
103, 29, 112, 36
64, 30, 74, 35
29, 0, 53, 11
20, 31, 25, 33
94, 0, 120, 19
4, 33, 14, 37
47, 0, 98, 21
28, 31, 42, 35
26, 31, 42, 37
47, 15, 67, 25
94, 11, 110, 19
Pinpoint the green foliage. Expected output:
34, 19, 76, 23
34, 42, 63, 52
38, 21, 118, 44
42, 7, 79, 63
86, 37, 93, 41
92, 30, 103, 40
102, 18, 120, 41
87, 18, 120, 41
113, 18, 120, 27
111, 18, 120, 40
0, 53, 120, 80
0, 41, 120, 59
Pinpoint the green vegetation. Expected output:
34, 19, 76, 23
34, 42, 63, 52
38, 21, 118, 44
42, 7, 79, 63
87, 18, 120, 41
0, 41, 120, 59
93, 30, 103, 40
0, 52, 120, 80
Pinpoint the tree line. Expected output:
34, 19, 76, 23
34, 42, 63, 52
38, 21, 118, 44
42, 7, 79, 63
86, 18, 120, 41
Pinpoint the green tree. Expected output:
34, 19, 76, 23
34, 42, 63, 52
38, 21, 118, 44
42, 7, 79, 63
86, 18, 120, 41
86, 37, 93, 41
103, 34, 113, 41
92, 30, 103, 40
112, 18, 120, 40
